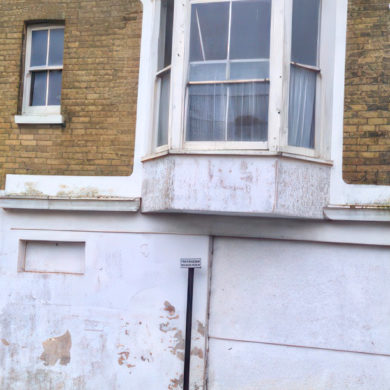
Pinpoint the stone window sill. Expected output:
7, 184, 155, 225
14, 115, 64, 125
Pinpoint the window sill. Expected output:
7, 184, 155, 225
0, 195, 140, 213
141, 148, 333, 166
14, 115, 64, 125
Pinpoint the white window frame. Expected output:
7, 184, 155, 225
21, 24, 64, 117
150, 0, 329, 160
152, 0, 173, 153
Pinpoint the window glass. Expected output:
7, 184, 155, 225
291, 0, 320, 66
230, 61, 269, 80
157, 72, 171, 146
230, 0, 271, 60
227, 82, 269, 141
187, 0, 270, 142
187, 84, 227, 141
31, 30, 48, 67
30, 71, 47, 106
189, 63, 226, 82
48, 70, 62, 105
158, 0, 174, 70
49, 29, 64, 66
190, 3, 230, 62
288, 66, 316, 148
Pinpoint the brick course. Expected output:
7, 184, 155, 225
343, 0, 390, 184
0, 0, 142, 189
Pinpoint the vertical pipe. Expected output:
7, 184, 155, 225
183, 267, 195, 390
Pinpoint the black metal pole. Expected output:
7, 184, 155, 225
183, 267, 194, 390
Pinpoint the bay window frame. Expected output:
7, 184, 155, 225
151, 0, 327, 160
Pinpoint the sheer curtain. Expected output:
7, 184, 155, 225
288, 65, 316, 149
187, 82, 269, 142
187, 84, 226, 141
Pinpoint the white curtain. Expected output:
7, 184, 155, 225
187, 82, 269, 142
288, 65, 316, 148
227, 82, 268, 141
187, 84, 227, 141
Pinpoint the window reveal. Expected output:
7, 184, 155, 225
186, 0, 271, 142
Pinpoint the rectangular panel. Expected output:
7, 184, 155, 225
190, 2, 229, 62
230, 0, 271, 60
288, 65, 316, 148
30, 29, 48, 67
30, 71, 47, 106
211, 238, 390, 355
230, 60, 269, 80
48, 28, 64, 66
208, 338, 390, 390
48, 70, 62, 105
227, 82, 269, 141
187, 84, 227, 141
291, 0, 321, 66
21, 240, 85, 274
157, 71, 170, 146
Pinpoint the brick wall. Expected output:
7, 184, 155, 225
0, 0, 142, 189
343, 0, 390, 185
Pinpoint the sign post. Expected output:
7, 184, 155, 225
180, 258, 201, 390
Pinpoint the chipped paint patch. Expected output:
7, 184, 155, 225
169, 330, 185, 361
168, 374, 183, 390
164, 301, 176, 317
191, 347, 204, 359
1, 338, 10, 346
197, 320, 205, 337
40, 330, 71, 366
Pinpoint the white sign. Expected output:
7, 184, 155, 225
180, 258, 202, 269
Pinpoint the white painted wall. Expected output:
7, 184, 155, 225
0, 218, 210, 390
208, 237, 390, 389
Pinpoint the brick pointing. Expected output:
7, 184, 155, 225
343, 0, 390, 184
0, 0, 142, 189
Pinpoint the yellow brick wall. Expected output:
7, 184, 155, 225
0, 0, 142, 189
343, 0, 390, 184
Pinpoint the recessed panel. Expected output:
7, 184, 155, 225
21, 240, 85, 274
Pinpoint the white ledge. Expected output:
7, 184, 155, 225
14, 115, 64, 125
0, 196, 140, 212
324, 206, 390, 222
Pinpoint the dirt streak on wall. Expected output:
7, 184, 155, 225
0, 0, 142, 189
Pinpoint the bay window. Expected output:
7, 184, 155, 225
152, 0, 326, 158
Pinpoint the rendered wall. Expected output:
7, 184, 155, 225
0, 212, 210, 390
0, 0, 142, 189
209, 237, 390, 389
343, 0, 390, 185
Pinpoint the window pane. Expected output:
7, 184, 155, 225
187, 84, 227, 141
230, 61, 269, 80
48, 70, 62, 105
158, 0, 174, 70
230, 0, 271, 60
30, 71, 47, 106
190, 3, 230, 62
227, 82, 269, 141
288, 65, 316, 148
291, 0, 320, 66
189, 63, 226, 82
48, 28, 64, 66
157, 72, 171, 146
31, 30, 48, 66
